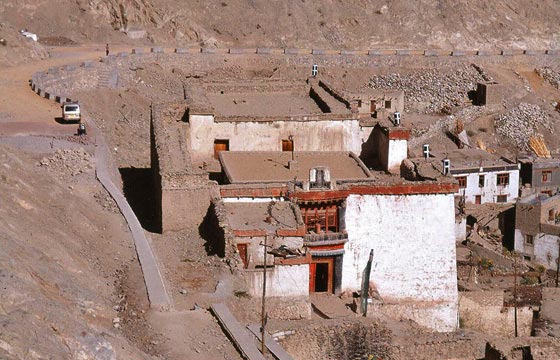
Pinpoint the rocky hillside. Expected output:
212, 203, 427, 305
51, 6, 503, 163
0, 143, 149, 359
0, 0, 559, 50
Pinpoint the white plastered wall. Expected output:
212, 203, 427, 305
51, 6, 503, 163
246, 264, 309, 298
343, 193, 458, 331
387, 139, 407, 173
189, 115, 363, 157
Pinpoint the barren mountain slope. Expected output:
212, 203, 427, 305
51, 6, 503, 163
0, 0, 558, 50
0, 143, 150, 359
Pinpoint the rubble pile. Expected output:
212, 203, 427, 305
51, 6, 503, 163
38, 148, 94, 179
368, 65, 486, 113
495, 103, 553, 151
536, 67, 560, 89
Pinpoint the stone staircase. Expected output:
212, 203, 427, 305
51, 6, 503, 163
97, 67, 118, 89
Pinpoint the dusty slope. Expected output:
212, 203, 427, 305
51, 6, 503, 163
0, 142, 150, 359
0, 0, 558, 52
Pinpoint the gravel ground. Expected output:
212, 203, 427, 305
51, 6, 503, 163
536, 67, 560, 89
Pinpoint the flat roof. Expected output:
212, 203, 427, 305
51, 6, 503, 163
206, 91, 323, 117
220, 151, 371, 183
433, 149, 515, 170
223, 201, 299, 232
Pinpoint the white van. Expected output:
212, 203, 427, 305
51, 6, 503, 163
62, 102, 81, 122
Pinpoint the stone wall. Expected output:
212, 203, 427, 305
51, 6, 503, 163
459, 291, 533, 337
150, 103, 218, 232
343, 193, 458, 331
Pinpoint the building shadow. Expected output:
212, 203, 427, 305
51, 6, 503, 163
54, 117, 79, 124
198, 203, 225, 257
119, 167, 158, 232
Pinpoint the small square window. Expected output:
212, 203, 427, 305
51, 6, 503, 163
456, 176, 467, 188
497, 173, 509, 186
496, 195, 507, 203
542, 170, 552, 183
478, 175, 485, 187
525, 234, 534, 245
384, 100, 392, 109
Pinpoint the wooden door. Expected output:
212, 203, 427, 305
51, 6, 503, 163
309, 257, 334, 293
370, 100, 376, 112
213, 139, 229, 159
282, 139, 293, 152
237, 244, 248, 269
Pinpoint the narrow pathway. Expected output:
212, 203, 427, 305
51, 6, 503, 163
1, 45, 173, 309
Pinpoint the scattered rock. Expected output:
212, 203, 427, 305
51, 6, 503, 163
495, 103, 553, 151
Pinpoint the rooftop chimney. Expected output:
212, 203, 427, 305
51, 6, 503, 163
393, 111, 401, 126
423, 144, 430, 159
442, 159, 451, 175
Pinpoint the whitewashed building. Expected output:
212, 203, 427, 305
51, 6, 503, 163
152, 77, 460, 331
429, 149, 520, 205
515, 193, 560, 269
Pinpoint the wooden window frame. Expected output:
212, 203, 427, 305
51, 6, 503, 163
302, 204, 339, 233
497, 173, 509, 186
496, 195, 507, 203
542, 170, 552, 183
456, 176, 467, 188
478, 175, 485, 188
525, 234, 534, 245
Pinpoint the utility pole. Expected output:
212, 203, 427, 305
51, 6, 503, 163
513, 252, 518, 337
556, 240, 560, 288
261, 234, 268, 355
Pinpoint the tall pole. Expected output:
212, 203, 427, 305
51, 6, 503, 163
261, 234, 267, 355
556, 240, 560, 288
514, 253, 518, 337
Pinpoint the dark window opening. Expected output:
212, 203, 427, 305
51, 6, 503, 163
497, 195, 507, 203
213, 139, 229, 159
549, 209, 555, 222
357, 100, 362, 107
457, 176, 467, 188
525, 234, 534, 245
475, 195, 481, 204
384, 100, 391, 109
479, 175, 485, 187
370, 100, 376, 112
523, 255, 532, 261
